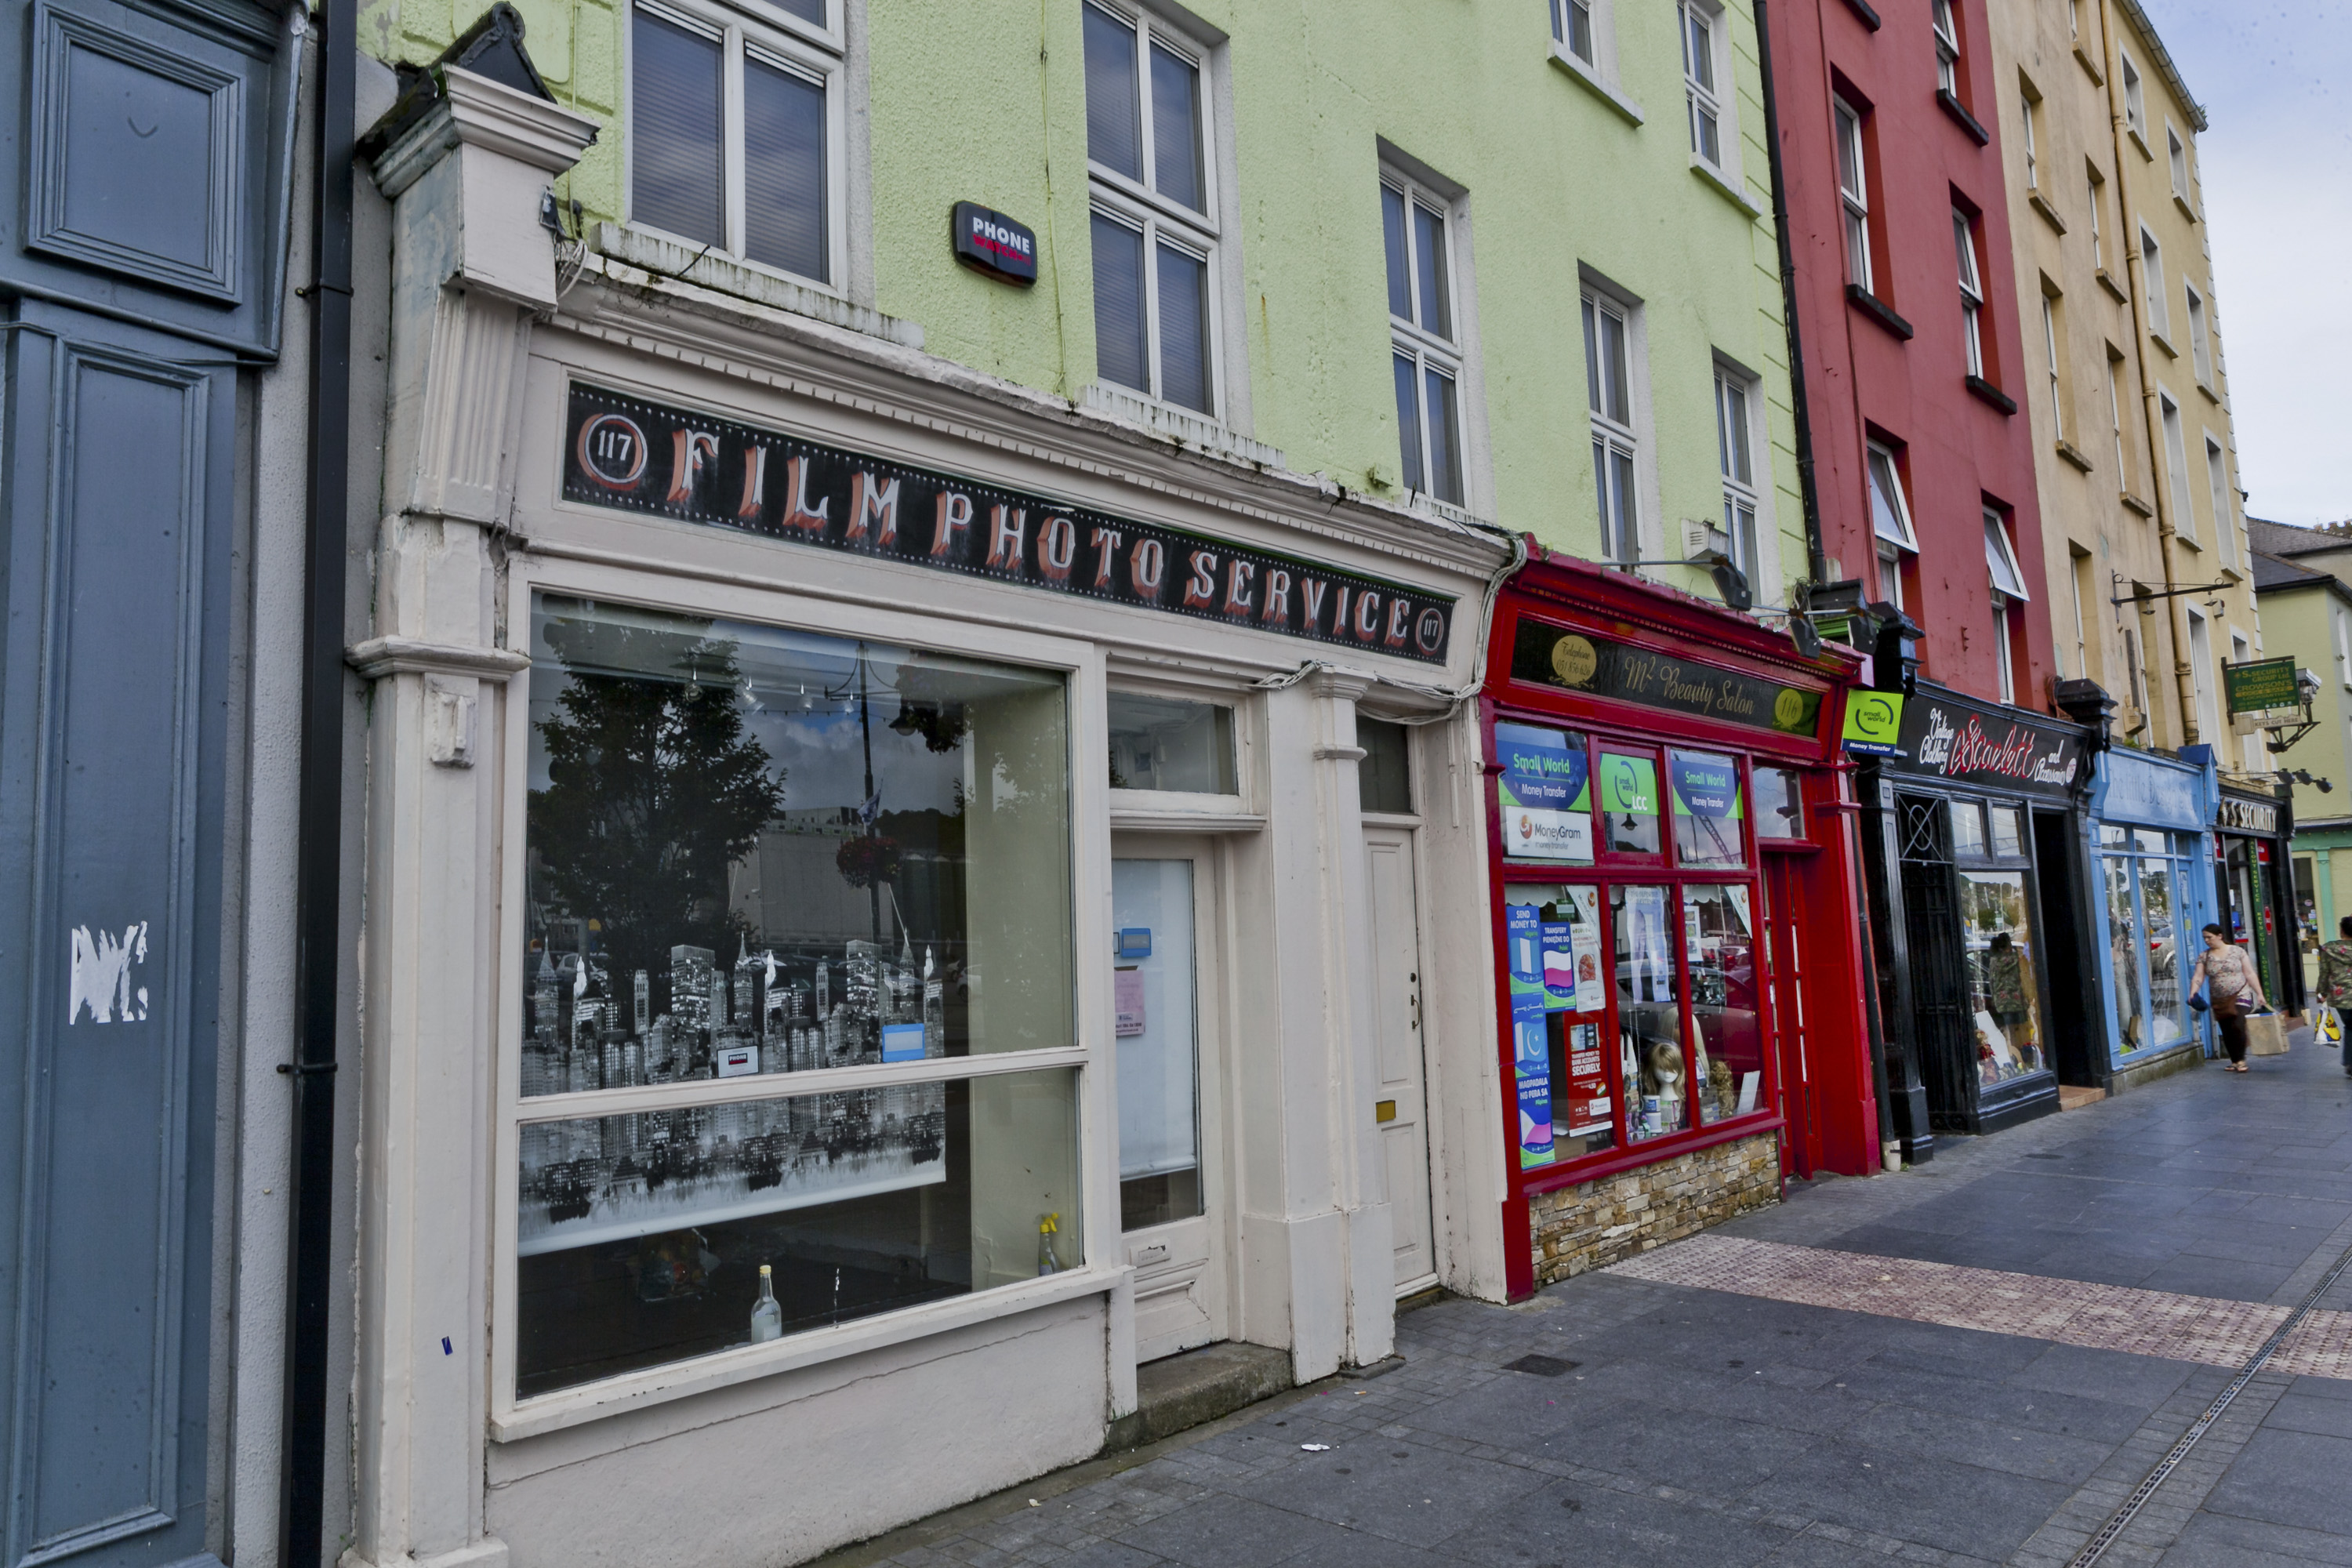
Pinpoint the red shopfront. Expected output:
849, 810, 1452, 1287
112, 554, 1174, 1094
1486, 556, 1879, 1296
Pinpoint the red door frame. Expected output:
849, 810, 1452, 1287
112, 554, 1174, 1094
1485, 552, 1879, 1298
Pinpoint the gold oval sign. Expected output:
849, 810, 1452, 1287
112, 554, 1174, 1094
1550, 634, 1599, 688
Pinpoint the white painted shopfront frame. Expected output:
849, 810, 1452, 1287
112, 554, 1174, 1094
488, 546, 1120, 1442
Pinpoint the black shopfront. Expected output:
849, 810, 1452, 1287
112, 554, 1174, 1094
2215, 783, 2302, 1018
1860, 683, 2092, 1150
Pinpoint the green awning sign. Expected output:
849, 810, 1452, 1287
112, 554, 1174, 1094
2224, 657, 2300, 716
1842, 691, 1905, 756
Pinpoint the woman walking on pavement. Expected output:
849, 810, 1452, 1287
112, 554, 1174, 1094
2190, 921, 2268, 1073
2314, 916, 2352, 1076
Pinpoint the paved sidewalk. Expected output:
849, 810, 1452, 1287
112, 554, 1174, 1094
825, 1035, 2352, 1567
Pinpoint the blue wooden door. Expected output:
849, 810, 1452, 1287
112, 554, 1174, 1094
0, 303, 232, 1568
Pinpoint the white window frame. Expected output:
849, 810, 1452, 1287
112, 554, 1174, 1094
2160, 390, 2194, 541
2068, 547, 2091, 681
2020, 85, 2039, 190
1714, 359, 1765, 584
1835, 98, 1873, 294
2338, 608, 2352, 690
2205, 434, 2234, 565
1083, 0, 1225, 419
487, 554, 1115, 1440
2186, 604, 2220, 743
1955, 209, 1985, 379
2140, 227, 2169, 339
1385, 168, 1468, 507
624, 0, 850, 293
1551, 0, 1595, 66
1583, 282, 1645, 565
2107, 350, 2130, 485
1991, 592, 2016, 704
2184, 282, 2212, 385
1985, 510, 2027, 708
2041, 290, 2065, 442
1931, 0, 1960, 97
2086, 164, 2105, 272
2231, 630, 2263, 771
1679, 0, 1728, 169
1878, 541, 1906, 613
2120, 50, 2146, 142
2166, 122, 2190, 201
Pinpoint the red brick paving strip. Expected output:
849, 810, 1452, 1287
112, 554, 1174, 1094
1607, 1235, 2352, 1381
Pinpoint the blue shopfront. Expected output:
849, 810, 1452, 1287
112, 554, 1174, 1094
2086, 747, 2220, 1083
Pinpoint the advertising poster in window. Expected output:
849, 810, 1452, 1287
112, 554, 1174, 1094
1599, 753, 1659, 820
1541, 920, 1577, 1011
1566, 886, 1606, 1012
1495, 722, 1593, 862
1668, 750, 1745, 865
1560, 1021, 1610, 1136
1506, 903, 1554, 1166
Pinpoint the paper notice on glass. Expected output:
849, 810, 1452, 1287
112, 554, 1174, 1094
1729, 885, 1751, 933
1625, 886, 1673, 1002
1115, 967, 1146, 1037
1541, 923, 1576, 1011
1566, 885, 1606, 1012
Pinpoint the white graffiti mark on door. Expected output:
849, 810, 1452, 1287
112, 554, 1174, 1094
69, 921, 150, 1024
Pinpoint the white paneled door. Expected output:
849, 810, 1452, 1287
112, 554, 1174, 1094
1365, 827, 1436, 1291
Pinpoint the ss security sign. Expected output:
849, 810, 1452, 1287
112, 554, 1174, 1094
952, 201, 1038, 285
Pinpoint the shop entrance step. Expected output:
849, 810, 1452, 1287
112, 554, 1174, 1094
1104, 1341, 1294, 1453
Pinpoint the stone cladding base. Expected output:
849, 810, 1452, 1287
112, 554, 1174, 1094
1527, 1133, 1780, 1287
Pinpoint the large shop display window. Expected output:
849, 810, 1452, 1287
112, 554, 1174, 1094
2102, 826, 2195, 1059
1497, 720, 1777, 1174
514, 595, 1080, 1399
1951, 800, 2047, 1085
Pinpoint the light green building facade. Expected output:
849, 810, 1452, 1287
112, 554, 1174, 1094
2249, 522, 2352, 948
358, 0, 1806, 599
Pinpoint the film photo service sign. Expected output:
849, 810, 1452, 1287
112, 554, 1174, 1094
562, 385, 1457, 664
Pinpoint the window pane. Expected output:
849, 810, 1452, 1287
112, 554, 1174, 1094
771, 0, 822, 20
1985, 515, 2027, 598
1719, 375, 1751, 484
1155, 241, 1214, 414
1668, 749, 1744, 867
523, 595, 1073, 1085
1107, 692, 1236, 794
1686, 884, 1763, 1125
1115, 860, 1201, 1229
1835, 107, 1863, 200
2141, 860, 2190, 1048
1691, 98, 1719, 165
1600, 307, 1629, 423
1082, 3, 1143, 180
514, 1069, 1080, 1396
1591, 434, 1610, 551
1953, 212, 1980, 296
1581, 298, 1602, 413
1754, 768, 1804, 840
1950, 799, 1988, 858
1867, 450, 1913, 547
1149, 42, 1204, 212
1425, 364, 1464, 504
1683, 7, 1714, 93
2103, 856, 2145, 1052
1990, 805, 2024, 858
742, 55, 829, 282
1396, 354, 1425, 492
630, 9, 723, 246
1615, 884, 1683, 1140
1358, 718, 1413, 815
1381, 186, 1412, 321
1610, 446, 1638, 554
1564, 0, 1593, 60
1414, 203, 1450, 340
1505, 882, 1613, 1161
1600, 751, 1661, 855
1962, 872, 2046, 1081
1091, 212, 1149, 393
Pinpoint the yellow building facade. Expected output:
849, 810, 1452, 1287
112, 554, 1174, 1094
1987, 0, 2259, 762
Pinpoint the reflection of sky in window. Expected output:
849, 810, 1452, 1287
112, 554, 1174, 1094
524, 598, 1046, 815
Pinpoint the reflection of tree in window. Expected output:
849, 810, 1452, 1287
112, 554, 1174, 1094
530, 616, 789, 1023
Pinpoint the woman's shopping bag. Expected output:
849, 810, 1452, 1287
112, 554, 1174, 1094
2247, 1010, 2289, 1056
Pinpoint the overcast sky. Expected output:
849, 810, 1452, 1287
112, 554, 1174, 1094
2140, 2, 2349, 526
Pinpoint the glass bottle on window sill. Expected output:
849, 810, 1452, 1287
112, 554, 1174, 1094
750, 1263, 783, 1343
1038, 1212, 1063, 1276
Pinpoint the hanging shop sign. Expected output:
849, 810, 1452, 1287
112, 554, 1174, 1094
950, 201, 1039, 285
563, 383, 1457, 663
1889, 683, 2084, 798
1510, 619, 1824, 738
2218, 794, 2281, 835
1841, 690, 1905, 756
2223, 656, 2301, 716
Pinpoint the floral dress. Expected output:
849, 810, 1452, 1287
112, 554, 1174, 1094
2316, 938, 2352, 1010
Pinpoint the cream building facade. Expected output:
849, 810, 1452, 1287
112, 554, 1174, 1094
1987, 0, 2259, 763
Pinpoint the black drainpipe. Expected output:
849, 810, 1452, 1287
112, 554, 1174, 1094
1753, 0, 1896, 1162
281, 0, 355, 1557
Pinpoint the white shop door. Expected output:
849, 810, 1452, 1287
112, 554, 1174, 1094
1365, 827, 1436, 1291
1112, 843, 1230, 1363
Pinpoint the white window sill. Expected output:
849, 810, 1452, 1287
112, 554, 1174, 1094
1690, 157, 1766, 220
1548, 45, 1645, 126
2198, 379, 2222, 406
491, 1263, 1126, 1442
1109, 802, 1269, 833
2173, 193, 2200, 223
1080, 383, 1286, 470
590, 222, 923, 350
2149, 328, 2178, 359
2129, 125, 2153, 162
